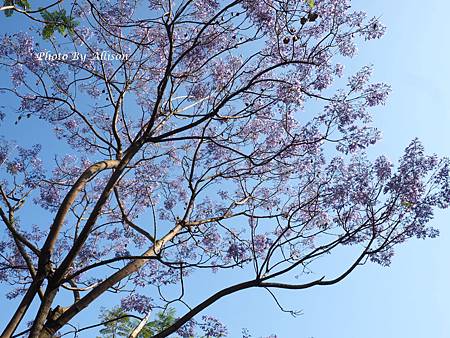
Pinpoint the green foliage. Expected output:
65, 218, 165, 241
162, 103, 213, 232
97, 307, 137, 338
2, 1, 79, 39
401, 200, 414, 209
2, 0, 30, 16
97, 307, 177, 338
141, 308, 176, 336
306, 0, 315, 8
40, 9, 78, 39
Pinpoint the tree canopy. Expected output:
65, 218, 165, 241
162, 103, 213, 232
0, 0, 449, 337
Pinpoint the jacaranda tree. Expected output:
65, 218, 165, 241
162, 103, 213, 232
1, 0, 449, 337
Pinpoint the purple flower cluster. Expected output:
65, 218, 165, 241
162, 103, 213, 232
0, 0, 447, 335
177, 319, 196, 338
242, 0, 274, 28
10, 65, 25, 87
362, 18, 387, 40
336, 35, 357, 57
226, 242, 248, 263
364, 83, 391, 106
253, 234, 272, 257
348, 65, 373, 91
374, 155, 393, 181
199, 315, 228, 337
120, 293, 153, 314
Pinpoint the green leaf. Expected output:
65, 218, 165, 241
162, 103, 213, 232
57, 25, 66, 35
17, 0, 30, 10
41, 9, 53, 21
3, 0, 13, 16
307, 0, 315, 8
67, 25, 76, 37
40, 9, 78, 38
401, 201, 414, 209
42, 25, 55, 39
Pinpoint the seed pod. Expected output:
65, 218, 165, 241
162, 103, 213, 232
308, 12, 319, 22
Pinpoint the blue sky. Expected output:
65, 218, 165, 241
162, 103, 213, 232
1, 1, 450, 337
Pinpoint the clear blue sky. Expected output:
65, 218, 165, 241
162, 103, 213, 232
1, 1, 450, 337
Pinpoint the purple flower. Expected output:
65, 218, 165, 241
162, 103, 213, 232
336, 35, 357, 57
364, 83, 391, 106
11, 64, 25, 87
242, 0, 274, 28
362, 18, 387, 40
202, 228, 222, 253
369, 248, 394, 267
121, 293, 153, 314
200, 315, 228, 337
7, 161, 24, 175
348, 65, 373, 91
347, 11, 367, 27
177, 319, 197, 338
374, 155, 393, 181
64, 119, 78, 130
253, 234, 272, 256
313, 67, 334, 90
226, 242, 248, 262
335, 63, 345, 77
39, 185, 61, 210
